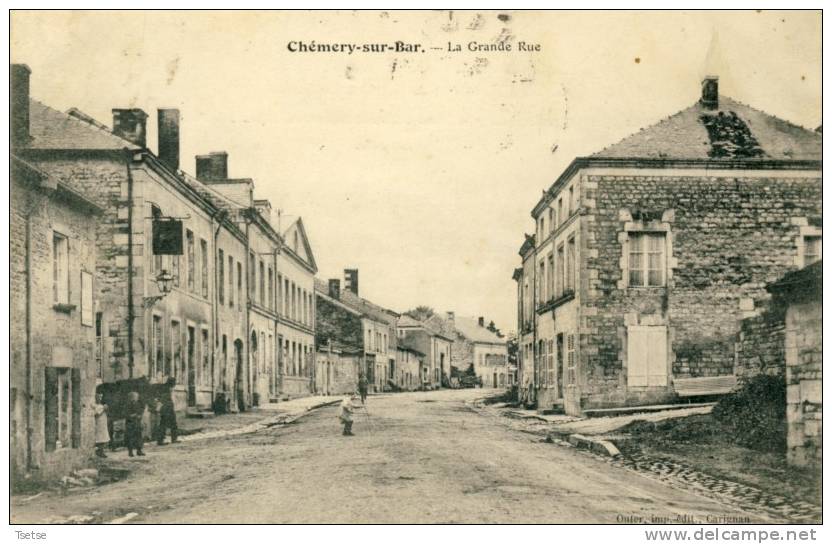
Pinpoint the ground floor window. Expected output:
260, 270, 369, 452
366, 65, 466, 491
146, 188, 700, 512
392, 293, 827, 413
627, 326, 667, 387
45, 367, 80, 451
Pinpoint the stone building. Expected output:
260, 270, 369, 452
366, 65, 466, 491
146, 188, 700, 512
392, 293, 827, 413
315, 273, 398, 392
395, 345, 424, 391
440, 314, 509, 388
767, 262, 821, 467
315, 341, 363, 396
514, 76, 821, 416
10, 145, 103, 481
396, 315, 453, 389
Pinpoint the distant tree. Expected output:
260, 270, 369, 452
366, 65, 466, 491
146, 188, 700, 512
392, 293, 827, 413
405, 306, 435, 321
507, 336, 518, 366
486, 320, 504, 338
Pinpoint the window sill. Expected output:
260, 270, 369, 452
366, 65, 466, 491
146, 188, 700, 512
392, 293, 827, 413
53, 303, 76, 314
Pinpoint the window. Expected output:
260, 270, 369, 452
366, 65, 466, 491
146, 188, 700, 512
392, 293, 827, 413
171, 320, 181, 379
548, 209, 555, 234
95, 312, 104, 379
557, 198, 563, 227
805, 235, 822, 266
44, 367, 80, 451
237, 262, 243, 313
200, 239, 209, 298
556, 244, 564, 296
81, 271, 93, 325
547, 339, 555, 386
546, 253, 554, 300
171, 253, 180, 288
217, 249, 225, 304
201, 329, 210, 386
283, 278, 290, 316
186, 230, 195, 292
250, 252, 256, 298
268, 267, 274, 310
629, 233, 666, 287
277, 274, 283, 315
627, 326, 667, 386
229, 256, 235, 308
567, 334, 576, 385
53, 232, 69, 304
556, 333, 564, 388
538, 260, 545, 302
568, 186, 574, 216
566, 235, 576, 292
259, 261, 265, 306
151, 205, 163, 273
151, 314, 163, 379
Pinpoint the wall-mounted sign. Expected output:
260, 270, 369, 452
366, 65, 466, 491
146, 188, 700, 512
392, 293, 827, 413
152, 219, 183, 255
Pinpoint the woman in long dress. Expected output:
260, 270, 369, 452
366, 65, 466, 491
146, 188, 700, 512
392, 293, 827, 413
93, 392, 110, 458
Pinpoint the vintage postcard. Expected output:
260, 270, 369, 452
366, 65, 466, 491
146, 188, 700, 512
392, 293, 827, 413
8, 8, 822, 529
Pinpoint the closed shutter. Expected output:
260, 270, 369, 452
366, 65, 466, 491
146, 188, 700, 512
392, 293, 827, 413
627, 326, 667, 387
627, 327, 649, 387
44, 367, 59, 452
71, 368, 82, 448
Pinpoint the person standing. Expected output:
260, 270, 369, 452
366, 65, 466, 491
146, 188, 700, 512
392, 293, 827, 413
93, 392, 110, 458
357, 374, 368, 405
339, 394, 356, 436
124, 391, 145, 457
157, 379, 179, 445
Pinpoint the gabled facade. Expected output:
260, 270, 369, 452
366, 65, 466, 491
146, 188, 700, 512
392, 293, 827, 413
516, 77, 821, 416
397, 314, 453, 389
435, 314, 509, 388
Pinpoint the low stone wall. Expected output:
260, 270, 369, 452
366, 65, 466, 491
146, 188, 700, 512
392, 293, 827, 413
735, 304, 786, 381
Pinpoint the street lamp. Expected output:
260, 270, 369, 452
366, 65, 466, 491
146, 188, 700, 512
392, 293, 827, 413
143, 269, 176, 308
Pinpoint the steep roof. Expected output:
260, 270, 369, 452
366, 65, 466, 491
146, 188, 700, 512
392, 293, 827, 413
452, 317, 506, 345
315, 278, 397, 325
592, 96, 821, 161
27, 99, 141, 151
282, 217, 318, 273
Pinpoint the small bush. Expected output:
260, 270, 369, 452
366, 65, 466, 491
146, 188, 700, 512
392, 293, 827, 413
712, 374, 786, 453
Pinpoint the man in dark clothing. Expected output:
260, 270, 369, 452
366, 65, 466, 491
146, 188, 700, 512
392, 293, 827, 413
125, 391, 145, 457
157, 379, 179, 445
357, 374, 368, 405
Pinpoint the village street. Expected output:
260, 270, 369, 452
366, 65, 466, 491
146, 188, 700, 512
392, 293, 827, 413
11, 389, 773, 524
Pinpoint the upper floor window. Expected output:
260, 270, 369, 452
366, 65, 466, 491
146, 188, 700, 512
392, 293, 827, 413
200, 239, 209, 298
186, 230, 195, 293
804, 235, 822, 266
53, 231, 70, 304
218, 249, 225, 304
548, 209, 554, 233
628, 232, 666, 287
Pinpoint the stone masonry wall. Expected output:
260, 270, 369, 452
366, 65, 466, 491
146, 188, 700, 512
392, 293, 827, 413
580, 172, 821, 410
735, 303, 786, 381
785, 300, 822, 467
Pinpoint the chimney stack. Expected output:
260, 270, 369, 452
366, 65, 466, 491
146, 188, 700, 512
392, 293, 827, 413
344, 269, 359, 296
328, 279, 341, 300
446, 311, 455, 325
112, 108, 148, 147
11, 64, 31, 148
700, 76, 719, 110
478, 316, 485, 327
157, 108, 180, 172
196, 151, 228, 181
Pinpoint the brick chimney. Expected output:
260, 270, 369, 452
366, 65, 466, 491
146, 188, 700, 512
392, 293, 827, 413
157, 108, 180, 171
478, 316, 485, 327
328, 279, 341, 299
446, 311, 455, 326
700, 76, 718, 110
112, 108, 148, 147
344, 269, 359, 295
10, 64, 31, 148
196, 151, 228, 181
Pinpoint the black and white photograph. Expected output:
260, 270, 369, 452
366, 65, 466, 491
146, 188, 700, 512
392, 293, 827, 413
6, 7, 824, 531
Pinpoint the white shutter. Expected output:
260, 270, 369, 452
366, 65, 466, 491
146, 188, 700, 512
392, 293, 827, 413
647, 326, 668, 386
627, 326, 649, 386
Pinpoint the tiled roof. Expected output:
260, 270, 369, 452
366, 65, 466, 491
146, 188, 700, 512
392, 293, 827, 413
28, 99, 140, 151
451, 316, 505, 345
592, 96, 821, 161
315, 278, 397, 325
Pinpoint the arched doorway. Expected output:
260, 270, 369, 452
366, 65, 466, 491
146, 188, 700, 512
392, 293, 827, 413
250, 331, 259, 406
234, 339, 245, 412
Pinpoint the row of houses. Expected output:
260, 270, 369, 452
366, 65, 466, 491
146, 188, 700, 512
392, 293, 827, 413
313, 274, 511, 394
511, 76, 821, 464
10, 64, 319, 481
10, 63, 512, 483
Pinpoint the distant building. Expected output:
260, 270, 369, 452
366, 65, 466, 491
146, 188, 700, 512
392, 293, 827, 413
315, 340, 363, 396
396, 315, 453, 389
432, 313, 509, 388
514, 76, 821, 416
395, 345, 424, 391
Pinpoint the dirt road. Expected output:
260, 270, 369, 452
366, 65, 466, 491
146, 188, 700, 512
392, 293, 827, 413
11, 389, 766, 524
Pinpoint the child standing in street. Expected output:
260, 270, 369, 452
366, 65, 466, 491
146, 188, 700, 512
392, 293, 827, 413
339, 394, 356, 436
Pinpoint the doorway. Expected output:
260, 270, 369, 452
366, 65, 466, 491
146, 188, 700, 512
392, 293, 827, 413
187, 326, 196, 407
234, 339, 245, 411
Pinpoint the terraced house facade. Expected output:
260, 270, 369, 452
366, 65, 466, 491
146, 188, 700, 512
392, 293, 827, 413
515, 77, 821, 416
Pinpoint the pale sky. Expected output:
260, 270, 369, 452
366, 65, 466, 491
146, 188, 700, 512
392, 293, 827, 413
11, 10, 821, 332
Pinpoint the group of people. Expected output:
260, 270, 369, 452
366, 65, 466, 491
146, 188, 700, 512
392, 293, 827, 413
93, 385, 180, 458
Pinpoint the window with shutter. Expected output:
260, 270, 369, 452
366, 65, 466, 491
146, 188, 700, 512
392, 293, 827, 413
44, 367, 59, 452
71, 368, 81, 448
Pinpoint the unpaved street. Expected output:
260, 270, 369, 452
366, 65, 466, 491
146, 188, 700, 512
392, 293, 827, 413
12, 390, 766, 524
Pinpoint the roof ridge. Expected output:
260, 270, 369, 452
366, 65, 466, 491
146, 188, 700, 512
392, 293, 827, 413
29, 97, 139, 149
